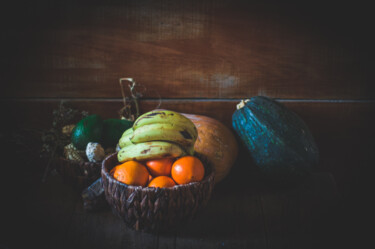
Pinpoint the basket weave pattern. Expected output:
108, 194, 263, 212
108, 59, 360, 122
56, 157, 101, 190
101, 153, 215, 232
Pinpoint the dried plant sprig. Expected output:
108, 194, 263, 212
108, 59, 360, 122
118, 78, 144, 121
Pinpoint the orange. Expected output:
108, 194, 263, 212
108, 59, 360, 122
145, 158, 174, 177
112, 160, 149, 187
171, 156, 205, 185
148, 176, 176, 188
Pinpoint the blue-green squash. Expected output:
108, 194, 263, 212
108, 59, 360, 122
232, 96, 319, 184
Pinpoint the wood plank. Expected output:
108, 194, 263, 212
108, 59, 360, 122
259, 173, 338, 249
63, 173, 265, 249
1, 1, 373, 99
19, 162, 265, 249
4, 166, 336, 249
174, 186, 266, 249
64, 200, 161, 249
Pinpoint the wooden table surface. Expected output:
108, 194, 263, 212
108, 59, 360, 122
2, 163, 340, 249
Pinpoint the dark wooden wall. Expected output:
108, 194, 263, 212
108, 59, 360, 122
0, 1, 374, 246
1, 1, 374, 99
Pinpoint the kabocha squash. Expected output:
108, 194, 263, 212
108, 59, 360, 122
183, 113, 238, 184
232, 96, 319, 184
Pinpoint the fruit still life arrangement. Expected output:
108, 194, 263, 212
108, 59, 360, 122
84, 109, 239, 215
100, 109, 217, 231
43, 93, 319, 231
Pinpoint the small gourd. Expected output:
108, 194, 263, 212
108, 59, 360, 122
86, 142, 105, 163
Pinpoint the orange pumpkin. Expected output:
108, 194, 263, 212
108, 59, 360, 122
182, 113, 239, 184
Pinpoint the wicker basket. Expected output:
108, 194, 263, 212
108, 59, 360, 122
101, 153, 215, 232
56, 157, 102, 191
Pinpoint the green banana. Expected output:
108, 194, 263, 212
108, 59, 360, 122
121, 127, 133, 137
118, 129, 133, 148
130, 123, 197, 147
117, 141, 187, 162
133, 110, 197, 139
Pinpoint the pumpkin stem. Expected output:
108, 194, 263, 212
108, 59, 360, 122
236, 99, 250, 109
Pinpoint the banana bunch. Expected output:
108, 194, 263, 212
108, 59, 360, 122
117, 110, 198, 162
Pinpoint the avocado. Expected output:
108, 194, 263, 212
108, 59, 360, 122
102, 119, 133, 148
71, 115, 103, 150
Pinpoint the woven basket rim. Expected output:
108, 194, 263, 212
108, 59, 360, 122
102, 152, 215, 191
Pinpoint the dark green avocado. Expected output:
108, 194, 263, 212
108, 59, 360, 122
71, 115, 103, 150
102, 119, 133, 148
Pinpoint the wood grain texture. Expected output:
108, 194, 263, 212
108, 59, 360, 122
259, 173, 337, 249
1, 171, 337, 249
1, 1, 373, 99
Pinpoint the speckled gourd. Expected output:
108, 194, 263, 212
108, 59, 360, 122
232, 96, 319, 184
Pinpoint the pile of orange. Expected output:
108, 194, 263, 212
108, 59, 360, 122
110, 156, 205, 188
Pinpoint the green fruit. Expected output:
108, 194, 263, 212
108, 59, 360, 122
130, 123, 196, 150
102, 119, 133, 148
232, 96, 319, 185
117, 141, 187, 162
71, 115, 103, 150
